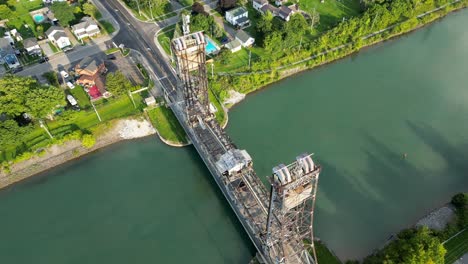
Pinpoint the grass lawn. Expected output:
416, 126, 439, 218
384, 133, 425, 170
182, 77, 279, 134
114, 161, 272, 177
315, 241, 342, 264
1, 95, 143, 163
209, 89, 226, 126
444, 228, 468, 264
69, 86, 91, 109
99, 20, 115, 34
300, 0, 363, 31
157, 25, 176, 56
48, 42, 59, 53
6, 0, 44, 37
178, 0, 193, 7
147, 106, 187, 144
105, 47, 120, 54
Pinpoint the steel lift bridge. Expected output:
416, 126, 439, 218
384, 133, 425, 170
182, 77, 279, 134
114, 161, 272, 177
166, 31, 322, 264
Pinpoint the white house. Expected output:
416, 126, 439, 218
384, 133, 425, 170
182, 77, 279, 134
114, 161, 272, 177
10, 29, 22, 42
71, 16, 100, 40
46, 26, 71, 50
226, 7, 250, 28
278, 5, 297, 21
23, 38, 42, 56
225, 39, 242, 53
235, 30, 254, 47
253, 0, 268, 11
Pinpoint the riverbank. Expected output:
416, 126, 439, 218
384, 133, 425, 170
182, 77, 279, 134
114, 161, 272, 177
215, 1, 468, 107
0, 117, 156, 190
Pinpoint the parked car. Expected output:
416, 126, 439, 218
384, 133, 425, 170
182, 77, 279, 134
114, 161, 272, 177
66, 95, 80, 111
66, 81, 75, 89
60, 70, 69, 79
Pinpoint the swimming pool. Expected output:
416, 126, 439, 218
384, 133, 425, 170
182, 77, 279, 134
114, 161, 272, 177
33, 13, 45, 23
205, 37, 219, 54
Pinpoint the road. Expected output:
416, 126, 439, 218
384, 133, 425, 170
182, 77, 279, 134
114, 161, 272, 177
99, 0, 179, 94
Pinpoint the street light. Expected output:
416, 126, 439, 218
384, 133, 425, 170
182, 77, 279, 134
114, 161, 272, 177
39, 119, 54, 139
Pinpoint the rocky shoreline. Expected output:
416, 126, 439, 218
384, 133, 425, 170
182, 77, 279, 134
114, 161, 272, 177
0, 117, 156, 190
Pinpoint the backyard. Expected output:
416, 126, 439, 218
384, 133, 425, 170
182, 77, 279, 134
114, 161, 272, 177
0, 94, 144, 163
6, 0, 44, 37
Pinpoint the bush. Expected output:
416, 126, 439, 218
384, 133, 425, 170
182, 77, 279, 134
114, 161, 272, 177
81, 134, 96, 148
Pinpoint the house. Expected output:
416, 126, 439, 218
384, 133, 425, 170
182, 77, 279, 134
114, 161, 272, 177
253, 0, 268, 11
46, 26, 71, 50
275, 0, 286, 6
75, 56, 109, 99
23, 38, 42, 56
278, 6, 293, 21
71, 16, 100, 40
235, 30, 254, 47
225, 39, 242, 53
10, 29, 22, 42
225, 7, 250, 28
0, 38, 20, 68
260, 4, 279, 16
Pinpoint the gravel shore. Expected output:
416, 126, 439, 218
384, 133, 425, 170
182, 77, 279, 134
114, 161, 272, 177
0, 117, 156, 189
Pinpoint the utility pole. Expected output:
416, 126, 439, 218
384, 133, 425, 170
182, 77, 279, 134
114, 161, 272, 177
248, 50, 251, 69
299, 36, 303, 51
148, 1, 154, 21
311, 8, 316, 30
211, 63, 214, 78
135, 0, 141, 16
39, 120, 53, 139
91, 100, 102, 122
128, 90, 137, 108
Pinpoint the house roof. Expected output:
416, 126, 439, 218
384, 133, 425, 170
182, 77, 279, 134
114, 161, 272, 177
261, 4, 278, 15
235, 30, 252, 43
236, 16, 250, 25
254, 0, 268, 5
225, 39, 241, 50
71, 16, 98, 31
45, 26, 63, 36
76, 56, 103, 73
0, 38, 13, 57
23, 38, 38, 49
46, 26, 68, 41
226, 6, 247, 17
88, 85, 102, 99
279, 5, 294, 18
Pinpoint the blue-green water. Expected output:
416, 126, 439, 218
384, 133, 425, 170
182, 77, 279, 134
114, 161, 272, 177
1, 8, 468, 263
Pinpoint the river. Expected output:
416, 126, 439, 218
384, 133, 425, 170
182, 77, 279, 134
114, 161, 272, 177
1, 9, 468, 263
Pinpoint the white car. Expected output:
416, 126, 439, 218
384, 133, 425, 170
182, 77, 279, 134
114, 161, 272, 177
66, 81, 75, 89
66, 95, 78, 106
60, 70, 69, 78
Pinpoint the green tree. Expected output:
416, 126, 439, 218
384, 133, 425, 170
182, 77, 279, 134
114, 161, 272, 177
0, 120, 31, 149
51, 2, 76, 26
106, 71, 132, 96
83, 2, 98, 17
0, 4, 12, 19
452, 193, 467, 209
364, 227, 446, 264
36, 25, 44, 37
81, 134, 96, 148
283, 14, 309, 49
0, 75, 35, 116
256, 10, 274, 35
216, 48, 231, 65
25, 86, 65, 119
264, 31, 283, 58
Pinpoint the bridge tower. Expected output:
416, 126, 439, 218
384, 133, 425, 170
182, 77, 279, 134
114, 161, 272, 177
171, 32, 210, 125
264, 153, 321, 264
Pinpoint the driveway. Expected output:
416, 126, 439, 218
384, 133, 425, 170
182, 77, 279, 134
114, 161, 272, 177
454, 253, 468, 264
39, 40, 56, 57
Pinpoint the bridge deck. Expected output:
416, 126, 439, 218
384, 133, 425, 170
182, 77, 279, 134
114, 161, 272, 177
166, 94, 307, 263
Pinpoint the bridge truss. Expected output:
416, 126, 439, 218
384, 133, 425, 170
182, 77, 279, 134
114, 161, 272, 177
170, 32, 321, 264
